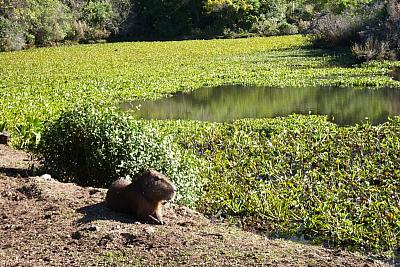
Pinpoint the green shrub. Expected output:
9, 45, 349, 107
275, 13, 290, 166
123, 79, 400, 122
309, 12, 366, 47
0, 17, 26, 51
352, 0, 400, 61
250, 16, 280, 36
82, 1, 113, 28
32, 0, 74, 46
278, 22, 298, 35
257, 0, 288, 22
34, 106, 202, 206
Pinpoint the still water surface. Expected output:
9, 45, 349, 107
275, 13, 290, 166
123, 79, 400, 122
121, 86, 400, 125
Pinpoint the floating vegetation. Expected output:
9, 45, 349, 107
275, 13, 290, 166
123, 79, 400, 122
1, 35, 399, 143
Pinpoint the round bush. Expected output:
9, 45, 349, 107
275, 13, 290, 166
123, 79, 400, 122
34, 106, 201, 206
278, 22, 298, 35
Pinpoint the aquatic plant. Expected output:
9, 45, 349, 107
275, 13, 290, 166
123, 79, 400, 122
1, 35, 399, 145
154, 116, 400, 256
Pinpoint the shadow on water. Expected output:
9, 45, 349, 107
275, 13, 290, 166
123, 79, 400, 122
121, 85, 400, 126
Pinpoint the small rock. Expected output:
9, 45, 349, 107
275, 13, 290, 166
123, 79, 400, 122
4, 224, 23, 230
177, 221, 196, 227
40, 174, 52, 180
144, 226, 155, 234
103, 234, 113, 241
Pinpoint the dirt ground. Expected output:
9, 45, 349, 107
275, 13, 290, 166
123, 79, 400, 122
0, 144, 395, 266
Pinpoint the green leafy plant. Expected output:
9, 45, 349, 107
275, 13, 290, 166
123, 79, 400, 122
15, 117, 43, 149
82, 1, 113, 28
0, 121, 5, 132
34, 106, 202, 206
183, 115, 400, 255
250, 16, 280, 36
0, 16, 26, 51
126, 116, 400, 256
31, 0, 74, 46
278, 22, 298, 35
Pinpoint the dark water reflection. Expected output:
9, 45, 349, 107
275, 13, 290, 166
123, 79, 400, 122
121, 86, 400, 125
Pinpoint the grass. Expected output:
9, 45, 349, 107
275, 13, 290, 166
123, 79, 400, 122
98, 251, 132, 265
1, 35, 400, 143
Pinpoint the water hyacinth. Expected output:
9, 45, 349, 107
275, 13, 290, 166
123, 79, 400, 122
1, 35, 399, 143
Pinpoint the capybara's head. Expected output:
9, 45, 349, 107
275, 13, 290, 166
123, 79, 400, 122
135, 169, 176, 202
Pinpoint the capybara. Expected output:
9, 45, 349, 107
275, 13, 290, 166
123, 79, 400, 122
105, 169, 176, 224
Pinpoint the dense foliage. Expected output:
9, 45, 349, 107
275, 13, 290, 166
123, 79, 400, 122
310, 0, 400, 61
0, 0, 130, 51
35, 106, 202, 206
1, 35, 399, 147
149, 116, 400, 255
171, 115, 400, 254
0, 0, 376, 51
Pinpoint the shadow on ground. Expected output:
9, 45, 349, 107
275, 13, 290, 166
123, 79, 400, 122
77, 202, 137, 224
0, 167, 32, 177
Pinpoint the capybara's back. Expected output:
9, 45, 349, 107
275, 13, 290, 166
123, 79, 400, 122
105, 179, 134, 214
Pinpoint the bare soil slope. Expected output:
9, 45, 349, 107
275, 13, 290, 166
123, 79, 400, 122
0, 144, 391, 266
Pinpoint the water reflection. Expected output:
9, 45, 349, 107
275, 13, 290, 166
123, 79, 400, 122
121, 86, 400, 125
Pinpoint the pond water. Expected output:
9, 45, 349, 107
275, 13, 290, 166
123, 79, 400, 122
121, 86, 400, 125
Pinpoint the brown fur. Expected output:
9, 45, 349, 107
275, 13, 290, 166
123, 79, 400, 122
105, 169, 176, 224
